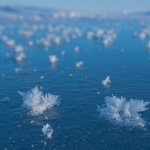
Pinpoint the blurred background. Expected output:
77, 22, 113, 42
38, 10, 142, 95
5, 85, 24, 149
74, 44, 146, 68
1, 0, 150, 13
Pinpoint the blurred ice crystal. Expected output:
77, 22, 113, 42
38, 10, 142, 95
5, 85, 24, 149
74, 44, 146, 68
102, 76, 111, 86
49, 55, 58, 63
42, 124, 53, 139
75, 61, 83, 68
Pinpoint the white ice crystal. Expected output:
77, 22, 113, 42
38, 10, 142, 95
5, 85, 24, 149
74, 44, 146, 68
42, 124, 53, 138
49, 55, 58, 63
18, 86, 60, 116
97, 96, 150, 128
102, 76, 111, 86
75, 61, 83, 68
15, 45, 24, 52
74, 46, 79, 53
15, 52, 26, 62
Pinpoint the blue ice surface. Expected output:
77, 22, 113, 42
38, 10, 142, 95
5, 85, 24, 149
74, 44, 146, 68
1, 9, 150, 150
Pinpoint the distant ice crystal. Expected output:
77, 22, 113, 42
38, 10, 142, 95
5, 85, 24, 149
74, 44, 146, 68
69, 73, 72, 77
96, 29, 104, 38
74, 46, 79, 53
121, 49, 124, 52
61, 51, 65, 56
6, 39, 15, 47
97, 96, 150, 128
122, 9, 131, 15
102, 76, 111, 86
28, 41, 33, 46
87, 28, 117, 47
1, 97, 10, 102
53, 36, 61, 45
43, 40, 50, 47
42, 124, 53, 138
15, 52, 26, 62
15, 68, 22, 73
49, 55, 58, 63
33, 69, 37, 72
75, 61, 83, 68
15, 45, 24, 52
102, 38, 109, 47
18, 86, 60, 116
19, 30, 33, 39
139, 32, 146, 40
1, 74, 5, 77
40, 76, 44, 80
112, 33, 117, 39
87, 31, 93, 39
69, 11, 81, 18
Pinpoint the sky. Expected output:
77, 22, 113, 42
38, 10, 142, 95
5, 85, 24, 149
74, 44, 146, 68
0, 0, 150, 13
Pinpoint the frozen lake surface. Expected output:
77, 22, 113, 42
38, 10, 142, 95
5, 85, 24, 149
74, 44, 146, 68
1, 6, 150, 150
